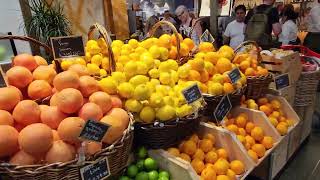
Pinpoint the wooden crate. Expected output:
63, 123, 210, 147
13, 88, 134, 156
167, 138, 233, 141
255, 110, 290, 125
300, 105, 315, 143
149, 122, 256, 180
268, 84, 296, 106
287, 121, 302, 159
270, 135, 290, 179
229, 107, 281, 165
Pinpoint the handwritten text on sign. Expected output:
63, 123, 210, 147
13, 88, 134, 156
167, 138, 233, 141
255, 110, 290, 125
200, 29, 215, 43
182, 84, 202, 104
79, 120, 110, 142
50, 36, 85, 59
274, 73, 290, 90
80, 158, 110, 180
228, 68, 241, 84
214, 95, 232, 122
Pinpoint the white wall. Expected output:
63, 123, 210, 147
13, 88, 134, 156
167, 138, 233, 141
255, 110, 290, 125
0, 0, 31, 54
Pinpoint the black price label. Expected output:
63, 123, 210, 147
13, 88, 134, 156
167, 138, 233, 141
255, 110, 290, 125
80, 158, 110, 180
50, 36, 85, 59
274, 73, 290, 90
228, 68, 241, 84
214, 95, 232, 122
79, 120, 110, 142
200, 29, 215, 43
183, 84, 202, 104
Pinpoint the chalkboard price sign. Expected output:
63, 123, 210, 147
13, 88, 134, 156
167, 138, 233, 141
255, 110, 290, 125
182, 84, 202, 104
214, 95, 232, 122
79, 120, 110, 142
228, 68, 241, 84
274, 73, 290, 90
50, 36, 85, 59
80, 158, 110, 180
200, 29, 215, 43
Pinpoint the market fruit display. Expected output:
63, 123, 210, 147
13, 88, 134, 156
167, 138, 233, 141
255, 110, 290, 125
233, 53, 269, 77
223, 113, 274, 162
119, 147, 171, 180
166, 133, 246, 179
242, 98, 295, 135
0, 53, 130, 165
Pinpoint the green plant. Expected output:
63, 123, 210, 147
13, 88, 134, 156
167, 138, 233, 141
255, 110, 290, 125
24, 0, 71, 45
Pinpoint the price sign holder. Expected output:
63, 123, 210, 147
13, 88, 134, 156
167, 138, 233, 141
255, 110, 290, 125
274, 73, 290, 90
200, 29, 215, 44
213, 95, 232, 124
79, 119, 110, 142
80, 158, 110, 180
182, 84, 203, 104
50, 35, 85, 59
228, 68, 241, 84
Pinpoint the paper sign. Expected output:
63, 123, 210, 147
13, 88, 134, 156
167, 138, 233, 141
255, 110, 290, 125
50, 36, 85, 59
80, 158, 110, 180
214, 95, 232, 122
274, 73, 290, 90
228, 68, 241, 84
79, 120, 110, 142
200, 29, 215, 43
182, 84, 202, 104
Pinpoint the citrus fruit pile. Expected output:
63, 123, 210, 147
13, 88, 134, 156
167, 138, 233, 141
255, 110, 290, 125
233, 53, 269, 77
242, 98, 295, 135
0, 53, 129, 165
167, 133, 246, 180
224, 113, 274, 163
119, 147, 170, 180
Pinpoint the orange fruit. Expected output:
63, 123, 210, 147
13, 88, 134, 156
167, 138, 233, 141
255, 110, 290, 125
251, 144, 266, 158
259, 105, 272, 116
270, 111, 280, 119
78, 103, 103, 121
245, 135, 256, 146
257, 98, 268, 106
239, 60, 250, 72
169, 46, 178, 59
13, 53, 38, 71
57, 117, 85, 145
262, 136, 274, 149
238, 112, 248, 120
34, 55, 48, 66
201, 166, 217, 180
238, 128, 246, 136
33, 66, 57, 84
12, 100, 41, 126
68, 64, 89, 77
213, 159, 229, 175
245, 142, 252, 150
235, 115, 247, 128
256, 68, 269, 76
179, 153, 191, 162
52, 130, 60, 141
167, 147, 180, 157
193, 149, 205, 161
248, 149, 258, 162
79, 76, 99, 97
41, 106, 67, 130
251, 127, 264, 141
0, 110, 14, 126
183, 38, 195, 51
205, 150, 218, 164
171, 33, 183, 46
276, 123, 288, 135
226, 124, 238, 134
269, 117, 279, 127
158, 34, 172, 48
279, 116, 287, 122
27, 80, 53, 100
183, 140, 197, 156
204, 133, 216, 144
237, 135, 246, 145
216, 148, 228, 159
216, 58, 232, 74
188, 70, 201, 81
0, 125, 19, 158
245, 122, 255, 134
223, 83, 234, 94
200, 70, 210, 83
89, 91, 112, 114
191, 158, 205, 174
189, 134, 200, 143
230, 160, 245, 175
179, 42, 190, 56
270, 100, 281, 110
199, 42, 215, 53
245, 67, 255, 76
56, 88, 84, 114
227, 169, 236, 180
217, 175, 230, 180
200, 139, 214, 153
0, 87, 22, 111
204, 52, 220, 65
53, 71, 80, 91
6, 66, 33, 88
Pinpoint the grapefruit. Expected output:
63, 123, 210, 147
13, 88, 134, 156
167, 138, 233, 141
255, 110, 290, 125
56, 88, 84, 114
0, 125, 19, 158
0, 87, 21, 111
12, 100, 41, 126
27, 80, 53, 100
53, 71, 80, 91
6, 66, 33, 88
13, 53, 38, 71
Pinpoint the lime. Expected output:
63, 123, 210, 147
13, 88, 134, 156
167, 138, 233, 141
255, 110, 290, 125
137, 147, 147, 159
148, 170, 159, 180
158, 176, 169, 180
144, 158, 158, 171
127, 165, 138, 178
136, 159, 144, 171
119, 176, 131, 180
159, 170, 170, 179
135, 172, 148, 180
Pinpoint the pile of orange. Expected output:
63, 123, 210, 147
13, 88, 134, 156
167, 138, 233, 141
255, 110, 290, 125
167, 133, 246, 180
224, 112, 274, 162
242, 98, 295, 135
233, 53, 268, 77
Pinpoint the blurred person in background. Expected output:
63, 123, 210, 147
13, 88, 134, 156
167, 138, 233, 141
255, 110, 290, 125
175, 5, 203, 45
145, 12, 163, 38
161, 10, 177, 34
278, 8, 299, 45
297, 7, 311, 31
304, 0, 320, 53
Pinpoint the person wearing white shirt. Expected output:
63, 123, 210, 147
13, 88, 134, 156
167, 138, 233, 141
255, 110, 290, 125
279, 8, 299, 45
304, 0, 320, 53
223, 5, 246, 49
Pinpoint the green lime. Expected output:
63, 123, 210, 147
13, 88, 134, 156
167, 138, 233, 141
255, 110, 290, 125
158, 170, 170, 179
137, 147, 148, 159
136, 159, 144, 171
135, 171, 148, 180
119, 176, 130, 180
144, 157, 158, 171
127, 165, 138, 178
158, 177, 169, 180
148, 170, 159, 180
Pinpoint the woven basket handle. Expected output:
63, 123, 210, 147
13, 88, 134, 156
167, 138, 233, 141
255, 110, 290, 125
88, 23, 115, 74
234, 40, 262, 63
149, 20, 181, 61
0, 35, 53, 56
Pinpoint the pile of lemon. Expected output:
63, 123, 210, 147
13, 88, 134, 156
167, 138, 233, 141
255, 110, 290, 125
224, 112, 274, 163
167, 133, 246, 180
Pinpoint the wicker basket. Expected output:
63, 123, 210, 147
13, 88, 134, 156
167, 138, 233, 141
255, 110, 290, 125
0, 117, 134, 180
234, 41, 273, 99
294, 69, 320, 106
